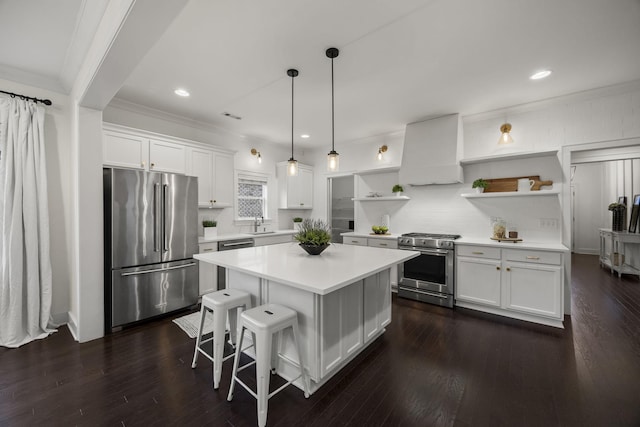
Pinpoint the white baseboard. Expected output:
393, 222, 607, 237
67, 312, 79, 341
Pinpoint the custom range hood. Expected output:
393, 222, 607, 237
399, 113, 463, 185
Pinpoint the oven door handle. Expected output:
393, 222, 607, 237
402, 287, 449, 300
417, 249, 448, 256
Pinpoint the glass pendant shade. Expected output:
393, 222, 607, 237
288, 158, 298, 176
498, 123, 513, 145
327, 150, 339, 171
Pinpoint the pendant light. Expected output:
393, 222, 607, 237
287, 68, 299, 176
326, 47, 340, 171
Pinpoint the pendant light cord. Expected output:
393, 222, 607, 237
291, 72, 294, 159
331, 57, 335, 152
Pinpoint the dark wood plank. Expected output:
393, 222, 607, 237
2, 254, 640, 426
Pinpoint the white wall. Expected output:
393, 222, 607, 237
0, 78, 73, 325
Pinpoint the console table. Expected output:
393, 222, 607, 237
599, 229, 640, 278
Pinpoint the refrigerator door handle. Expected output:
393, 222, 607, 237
154, 183, 161, 252
163, 184, 169, 252
120, 262, 197, 277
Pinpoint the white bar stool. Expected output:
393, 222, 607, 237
227, 303, 310, 427
191, 288, 252, 389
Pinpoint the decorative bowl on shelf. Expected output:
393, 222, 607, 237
299, 243, 329, 255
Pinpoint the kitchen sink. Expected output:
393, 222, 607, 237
248, 231, 276, 235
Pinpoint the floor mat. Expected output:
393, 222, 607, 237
172, 311, 212, 339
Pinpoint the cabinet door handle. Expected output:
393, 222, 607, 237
526, 256, 540, 260
151, 162, 155, 168
203, 248, 213, 252
472, 251, 484, 255
141, 161, 146, 168
506, 267, 511, 271
300, 203, 304, 206
379, 243, 388, 247
496, 266, 500, 270
351, 240, 359, 243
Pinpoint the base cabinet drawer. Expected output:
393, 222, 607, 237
343, 236, 367, 246
503, 262, 562, 319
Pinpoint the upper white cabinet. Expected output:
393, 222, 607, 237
103, 129, 148, 170
103, 124, 235, 208
399, 113, 463, 185
148, 139, 186, 173
187, 147, 234, 208
277, 162, 313, 209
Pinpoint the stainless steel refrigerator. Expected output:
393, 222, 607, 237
104, 168, 199, 332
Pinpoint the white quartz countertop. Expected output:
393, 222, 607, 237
199, 229, 297, 244
194, 242, 419, 295
456, 237, 569, 252
340, 231, 400, 240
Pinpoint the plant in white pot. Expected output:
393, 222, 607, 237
392, 184, 404, 197
293, 217, 303, 231
203, 220, 217, 239
472, 178, 489, 194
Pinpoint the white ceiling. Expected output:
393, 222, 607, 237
2, 0, 639, 150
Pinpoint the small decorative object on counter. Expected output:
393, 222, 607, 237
392, 184, 404, 197
203, 220, 217, 239
371, 225, 389, 235
492, 218, 506, 239
609, 202, 626, 232
472, 178, 489, 194
293, 217, 303, 231
294, 218, 331, 255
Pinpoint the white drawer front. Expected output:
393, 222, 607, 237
367, 238, 398, 249
199, 242, 217, 253
456, 245, 501, 259
343, 236, 367, 246
504, 249, 562, 265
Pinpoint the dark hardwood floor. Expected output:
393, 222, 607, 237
2, 254, 640, 426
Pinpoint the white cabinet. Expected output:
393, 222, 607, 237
277, 162, 313, 209
198, 242, 218, 295
502, 261, 562, 318
363, 269, 391, 343
103, 129, 148, 170
455, 244, 564, 328
148, 139, 186, 173
456, 256, 502, 307
213, 153, 234, 207
103, 124, 234, 205
320, 281, 363, 377
187, 148, 234, 208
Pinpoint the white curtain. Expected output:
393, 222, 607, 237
0, 97, 55, 348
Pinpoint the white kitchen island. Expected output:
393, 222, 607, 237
194, 242, 419, 394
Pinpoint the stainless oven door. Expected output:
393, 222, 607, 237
398, 248, 454, 294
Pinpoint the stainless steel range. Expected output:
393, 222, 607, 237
397, 232, 460, 307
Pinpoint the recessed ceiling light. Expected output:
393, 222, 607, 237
530, 70, 552, 80
174, 88, 190, 97
300, 134, 310, 139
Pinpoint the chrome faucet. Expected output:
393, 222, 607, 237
254, 216, 263, 232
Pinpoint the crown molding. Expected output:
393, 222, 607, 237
463, 79, 640, 123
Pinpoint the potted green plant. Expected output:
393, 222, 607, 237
472, 178, 489, 193
294, 219, 331, 255
392, 184, 404, 197
293, 217, 303, 231
203, 220, 217, 239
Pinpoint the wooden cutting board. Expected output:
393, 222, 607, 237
484, 176, 553, 192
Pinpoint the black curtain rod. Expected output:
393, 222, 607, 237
0, 90, 52, 106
